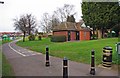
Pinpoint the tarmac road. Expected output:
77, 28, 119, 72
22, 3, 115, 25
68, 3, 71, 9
2, 39, 119, 77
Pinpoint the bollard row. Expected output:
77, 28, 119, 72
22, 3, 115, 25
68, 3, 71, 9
45, 46, 95, 76
45, 46, 68, 77
44, 46, 113, 76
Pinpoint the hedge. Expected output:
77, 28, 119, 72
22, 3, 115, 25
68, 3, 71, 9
50, 35, 66, 42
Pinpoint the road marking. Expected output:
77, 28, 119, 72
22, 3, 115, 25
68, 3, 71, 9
31, 54, 36, 55
8, 42, 26, 57
28, 51, 33, 53
37, 53, 41, 55
25, 54, 36, 57
22, 52, 27, 53
23, 49, 26, 50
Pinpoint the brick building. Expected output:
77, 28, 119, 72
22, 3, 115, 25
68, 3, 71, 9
0, 32, 22, 37
53, 22, 91, 41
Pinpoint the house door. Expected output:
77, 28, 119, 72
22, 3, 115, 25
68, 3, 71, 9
76, 31, 79, 40
68, 31, 71, 41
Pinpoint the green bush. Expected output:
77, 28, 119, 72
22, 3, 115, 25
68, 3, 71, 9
107, 33, 116, 38
118, 35, 120, 42
107, 33, 111, 38
28, 35, 35, 41
48, 35, 52, 38
38, 35, 42, 40
91, 34, 98, 40
50, 35, 66, 42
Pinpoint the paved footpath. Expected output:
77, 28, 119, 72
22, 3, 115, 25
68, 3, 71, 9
2, 39, 119, 77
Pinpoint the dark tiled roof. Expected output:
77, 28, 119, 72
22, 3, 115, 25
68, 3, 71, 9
53, 22, 91, 31
53, 22, 77, 31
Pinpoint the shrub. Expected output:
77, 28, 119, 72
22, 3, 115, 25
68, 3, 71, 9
107, 33, 116, 38
48, 35, 52, 38
28, 35, 35, 41
118, 35, 120, 42
91, 34, 98, 40
107, 33, 111, 38
38, 35, 42, 40
50, 35, 66, 42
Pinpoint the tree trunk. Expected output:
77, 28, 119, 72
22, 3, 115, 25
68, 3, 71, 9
23, 31, 26, 42
101, 28, 104, 38
93, 28, 95, 39
98, 29, 102, 39
119, 32, 120, 42
29, 30, 31, 35
96, 28, 98, 39
28, 26, 31, 35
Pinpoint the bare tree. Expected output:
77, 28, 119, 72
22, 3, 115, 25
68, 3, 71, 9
13, 14, 37, 42
54, 4, 76, 22
40, 13, 52, 33
13, 15, 27, 42
26, 14, 37, 35
40, 4, 76, 33
34, 28, 38, 36
51, 14, 60, 30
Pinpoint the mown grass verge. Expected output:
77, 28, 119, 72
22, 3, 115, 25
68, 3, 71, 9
2, 54, 14, 76
1, 40, 14, 76
16, 38, 118, 65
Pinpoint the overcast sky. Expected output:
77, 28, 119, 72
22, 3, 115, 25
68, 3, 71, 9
0, 0, 82, 32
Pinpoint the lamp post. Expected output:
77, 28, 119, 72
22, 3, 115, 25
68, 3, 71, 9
0, 1, 4, 4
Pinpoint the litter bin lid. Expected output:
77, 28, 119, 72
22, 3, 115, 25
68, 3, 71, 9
103, 46, 112, 50
63, 57, 68, 60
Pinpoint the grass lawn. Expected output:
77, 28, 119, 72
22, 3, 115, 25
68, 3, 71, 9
2, 40, 12, 44
2, 54, 14, 76
1, 40, 14, 76
17, 38, 118, 65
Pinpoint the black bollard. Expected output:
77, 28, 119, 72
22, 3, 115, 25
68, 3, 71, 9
90, 50, 95, 75
63, 57, 68, 78
45, 46, 50, 67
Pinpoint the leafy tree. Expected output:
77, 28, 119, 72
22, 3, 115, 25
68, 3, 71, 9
112, 23, 120, 37
82, 2, 120, 38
